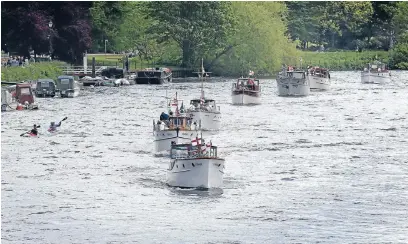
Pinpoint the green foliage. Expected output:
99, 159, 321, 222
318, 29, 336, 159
300, 50, 389, 71
1, 62, 64, 82
145, 1, 234, 68
210, 2, 297, 76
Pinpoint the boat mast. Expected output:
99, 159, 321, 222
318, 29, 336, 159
201, 58, 204, 100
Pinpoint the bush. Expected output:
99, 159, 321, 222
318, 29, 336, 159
1, 61, 64, 82
390, 34, 408, 69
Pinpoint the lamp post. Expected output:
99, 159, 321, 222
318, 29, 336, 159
48, 20, 53, 60
104, 39, 108, 56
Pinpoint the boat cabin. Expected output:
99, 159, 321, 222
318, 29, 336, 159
15, 83, 35, 104
307, 66, 330, 78
154, 115, 197, 131
35, 79, 56, 97
1, 88, 13, 111
364, 62, 388, 73
189, 98, 219, 112
56, 75, 76, 96
170, 141, 219, 159
233, 78, 260, 91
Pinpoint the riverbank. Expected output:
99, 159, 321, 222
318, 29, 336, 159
1, 62, 64, 83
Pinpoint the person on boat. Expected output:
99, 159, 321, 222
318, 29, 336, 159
48, 121, 61, 132
30, 124, 39, 136
160, 112, 170, 121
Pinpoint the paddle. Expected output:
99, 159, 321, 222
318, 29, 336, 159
20, 125, 41, 137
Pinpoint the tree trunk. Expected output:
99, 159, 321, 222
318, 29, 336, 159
182, 39, 193, 68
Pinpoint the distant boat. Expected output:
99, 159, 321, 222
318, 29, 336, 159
361, 61, 391, 84
231, 73, 261, 105
307, 66, 331, 91
56, 76, 80, 98
135, 67, 172, 84
276, 65, 310, 97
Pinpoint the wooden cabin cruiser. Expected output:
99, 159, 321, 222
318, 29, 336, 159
135, 67, 172, 84
153, 92, 201, 153
307, 66, 331, 91
361, 61, 391, 84
35, 79, 56, 97
167, 136, 225, 188
56, 76, 80, 98
187, 93, 221, 131
276, 65, 310, 96
231, 77, 261, 105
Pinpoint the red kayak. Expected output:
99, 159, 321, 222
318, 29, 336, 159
22, 133, 37, 137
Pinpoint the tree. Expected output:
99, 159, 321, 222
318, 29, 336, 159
145, 1, 233, 68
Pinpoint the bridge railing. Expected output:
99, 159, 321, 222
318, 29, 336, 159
60, 66, 109, 75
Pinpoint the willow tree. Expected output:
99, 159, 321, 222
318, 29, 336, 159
212, 2, 297, 75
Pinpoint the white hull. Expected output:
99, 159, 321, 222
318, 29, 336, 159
154, 130, 199, 153
361, 72, 390, 84
309, 76, 330, 90
67, 89, 80, 98
189, 111, 221, 131
276, 78, 310, 96
231, 93, 261, 105
167, 158, 224, 188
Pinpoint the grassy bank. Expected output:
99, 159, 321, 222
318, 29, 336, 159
1, 61, 64, 83
298, 50, 390, 71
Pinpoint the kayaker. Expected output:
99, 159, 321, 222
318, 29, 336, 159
30, 124, 39, 136
48, 121, 61, 132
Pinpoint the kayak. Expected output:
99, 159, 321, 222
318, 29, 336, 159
22, 133, 37, 137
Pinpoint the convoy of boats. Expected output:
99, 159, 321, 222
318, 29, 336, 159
3, 59, 392, 189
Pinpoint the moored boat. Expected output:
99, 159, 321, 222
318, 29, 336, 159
35, 79, 56, 97
231, 72, 261, 104
135, 67, 172, 84
167, 136, 224, 188
56, 76, 80, 98
307, 66, 331, 91
276, 65, 310, 96
361, 61, 391, 84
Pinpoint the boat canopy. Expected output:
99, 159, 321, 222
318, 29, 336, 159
170, 141, 219, 159
56, 76, 75, 90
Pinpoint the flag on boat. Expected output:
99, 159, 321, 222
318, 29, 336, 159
191, 137, 202, 146
249, 70, 254, 76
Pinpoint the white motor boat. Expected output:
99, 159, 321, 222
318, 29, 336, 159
56, 76, 80, 98
167, 136, 225, 188
361, 61, 391, 84
154, 92, 201, 153
231, 76, 261, 105
276, 66, 310, 96
307, 66, 331, 91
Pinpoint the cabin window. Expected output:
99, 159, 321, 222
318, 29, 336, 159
61, 79, 70, 85
41, 82, 50, 87
20, 88, 31, 95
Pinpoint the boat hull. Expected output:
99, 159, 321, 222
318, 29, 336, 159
308, 76, 330, 90
231, 91, 261, 105
361, 72, 390, 84
276, 78, 310, 96
60, 89, 79, 98
189, 111, 221, 131
154, 130, 199, 153
167, 158, 224, 188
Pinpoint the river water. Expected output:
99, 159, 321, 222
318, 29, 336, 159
2, 71, 408, 243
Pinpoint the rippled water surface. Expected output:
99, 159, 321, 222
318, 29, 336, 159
2, 71, 408, 243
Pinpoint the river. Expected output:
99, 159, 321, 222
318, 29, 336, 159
2, 71, 408, 243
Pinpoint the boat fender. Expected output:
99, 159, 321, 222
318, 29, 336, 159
16, 104, 23, 110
